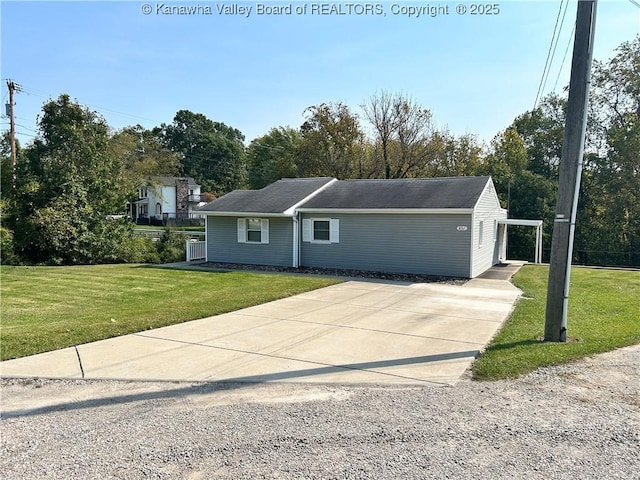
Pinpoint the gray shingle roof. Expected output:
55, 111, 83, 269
300, 177, 491, 210
198, 177, 335, 214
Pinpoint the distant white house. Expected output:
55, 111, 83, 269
130, 176, 208, 226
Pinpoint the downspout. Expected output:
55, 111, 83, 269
292, 213, 299, 268
204, 214, 209, 262
469, 212, 475, 278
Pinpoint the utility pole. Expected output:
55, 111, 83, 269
544, 0, 598, 342
6, 79, 21, 171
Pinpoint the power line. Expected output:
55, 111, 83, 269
629, 0, 640, 9
15, 131, 37, 138
18, 85, 165, 125
534, 0, 570, 109
553, 21, 578, 92
0, 121, 34, 130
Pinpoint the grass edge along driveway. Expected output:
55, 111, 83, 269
473, 265, 640, 380
0, 264, 340, 361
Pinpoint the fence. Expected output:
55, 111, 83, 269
508, 243, 639, 268
135, 213, 205, 227
186, 240, 206, 262
134, 229, 205, 241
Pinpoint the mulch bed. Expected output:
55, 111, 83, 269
201, 262, 468, 285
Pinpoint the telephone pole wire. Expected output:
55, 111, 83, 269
544, 0, 598, 342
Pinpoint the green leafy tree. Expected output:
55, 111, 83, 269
499, 37, 640, 266
482, 127, 528, 207
584, 35, 640, 265
297, 102, 369, 179
8, 94, 136, 264
247, 127, 301, 188
421, 131, 483, 178
109, 125, 181, 188
1, 132, 18, 195
512, 94, 566, 180
481, 127, 554, 261
155, 110, 247, 195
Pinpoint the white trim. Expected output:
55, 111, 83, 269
201, 211, 290, 218
237, 218, 246, 243
302, 218, 312, 242
329, 219, 339, 243
238, 218, 270, 244
472, 177, 500, 210
469, 211, 475, 278
303, 218, 340, 244
498, 219, 543, 227
296, 208, 474, 215
310, 218, 332, 244
292, 215, 299, 267
205, 216, 209, 262
283, 178, 338, 215
496, 219, 543, 264
204, 207, 474, 217
260, 219, 269, 244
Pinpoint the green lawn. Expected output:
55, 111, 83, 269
0, 264, 339, 361
473, 265, 640, 380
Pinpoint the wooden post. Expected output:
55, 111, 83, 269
544, 0, 598, 342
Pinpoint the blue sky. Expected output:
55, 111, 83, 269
1, 1, 639, 149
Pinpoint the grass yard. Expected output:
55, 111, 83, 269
473, 265, 640, 380
0, 264, 339, 361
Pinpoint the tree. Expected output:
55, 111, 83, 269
584, 35, 640, 265
362, 91, 436, 178
482, 127, 528, 207
362, 91, 396, 179
421, 131, 483, 178
247, 127, 301, 189
1, 132, 19, 194
479, 127, 554, 261
512, 94, 566, 179
109, 125, 181, 188
297, 103, 369, 179
496, 37, 640, 266
155, 110, 247, 195
8, 94, 134, 264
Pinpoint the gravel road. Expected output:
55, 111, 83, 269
1, 345, 638, 480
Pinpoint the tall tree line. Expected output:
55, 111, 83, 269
1, 36, 637, 266
247, 37, 639, 266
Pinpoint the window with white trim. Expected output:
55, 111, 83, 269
313, 220, 330, 241
302, 218, 339, 244
237, 218, 269, 244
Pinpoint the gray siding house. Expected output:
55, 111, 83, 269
198, 176, 508, 278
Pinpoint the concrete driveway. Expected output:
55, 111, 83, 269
0, 270, 522, 386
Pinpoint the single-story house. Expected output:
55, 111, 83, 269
198, 176, 515, 278
130, 176, 207, 226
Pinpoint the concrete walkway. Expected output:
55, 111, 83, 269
0, 266, 523, 386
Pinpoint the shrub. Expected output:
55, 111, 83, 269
155, 229, 188, 263
0, 226, 16, 265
